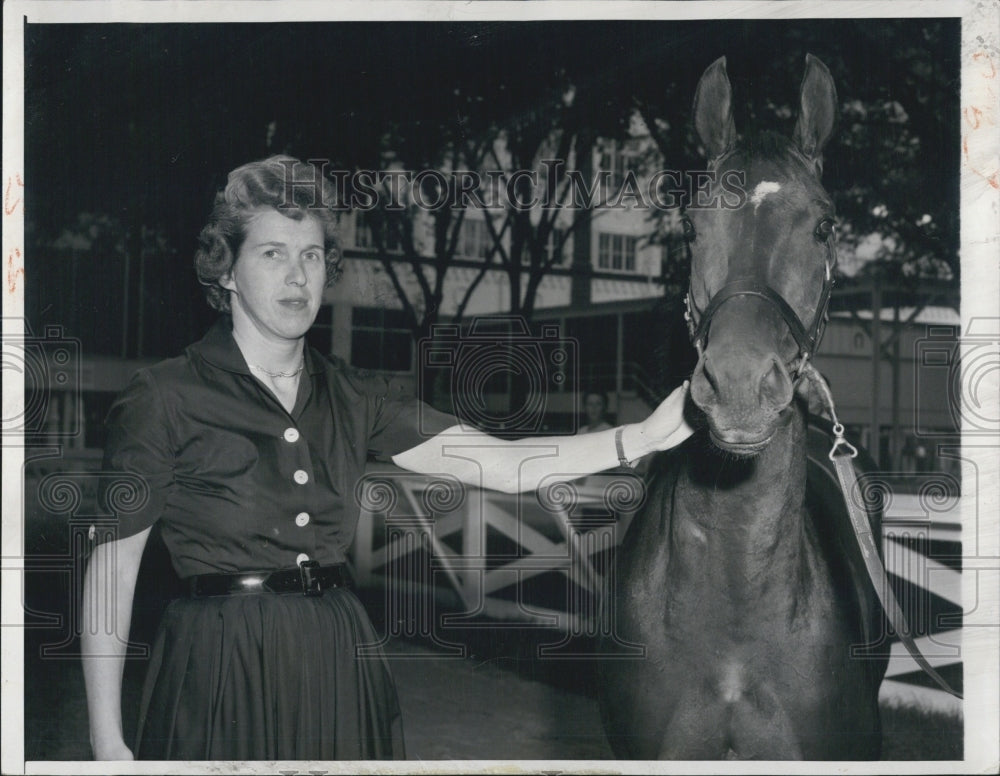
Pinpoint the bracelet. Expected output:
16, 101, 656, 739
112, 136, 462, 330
615, 426, 637, 468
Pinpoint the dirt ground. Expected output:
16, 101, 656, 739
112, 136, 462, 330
380, 637, 613, 760
23, 620, 961, 764
23, 626, 612, 762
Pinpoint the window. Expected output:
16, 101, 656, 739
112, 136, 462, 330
599, 142, 640, 191
458, 218, 491, 259
544, 228, 568, 265
354, 211, 403, 253
597, 232, 637, 272
350, 306, 413, 372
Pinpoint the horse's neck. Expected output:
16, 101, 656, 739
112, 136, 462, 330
671, 405, 809, 591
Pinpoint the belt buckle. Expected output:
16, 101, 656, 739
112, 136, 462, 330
299, 560, 323, 596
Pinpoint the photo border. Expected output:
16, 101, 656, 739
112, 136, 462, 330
3, 2, 997, 774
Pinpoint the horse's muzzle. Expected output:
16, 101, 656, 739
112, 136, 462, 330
690, 343, 794, 453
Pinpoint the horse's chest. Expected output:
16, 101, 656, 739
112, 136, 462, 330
656, 565, 846, 694
656, 524, 850, 671
612, 526, 872, 758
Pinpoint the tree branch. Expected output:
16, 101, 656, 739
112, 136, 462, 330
453, 260, 495, 323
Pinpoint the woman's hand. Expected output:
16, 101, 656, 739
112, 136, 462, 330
91, 737, 135, 761
633, 381, 695, 454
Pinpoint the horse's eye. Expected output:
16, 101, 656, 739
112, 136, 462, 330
814, 218, 836, 243
682, 216, 697, 243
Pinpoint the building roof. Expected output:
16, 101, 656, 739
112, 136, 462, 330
830, 306, 960, 325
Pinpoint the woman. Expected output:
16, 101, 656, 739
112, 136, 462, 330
82, 156, 693, 761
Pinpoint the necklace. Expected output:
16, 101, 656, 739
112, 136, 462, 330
249, 357, 304, 379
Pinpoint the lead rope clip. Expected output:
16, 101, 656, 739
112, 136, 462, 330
801, 362, 857, 460
829, 422, 859, 461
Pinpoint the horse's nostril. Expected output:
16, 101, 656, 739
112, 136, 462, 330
760, 357, 793, 409
701, 356, 720, 393
690, 357, 719, 410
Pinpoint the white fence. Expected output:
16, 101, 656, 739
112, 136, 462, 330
880, 493, 962, 713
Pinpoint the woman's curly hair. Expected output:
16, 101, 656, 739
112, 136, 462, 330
195, 155, 343, 313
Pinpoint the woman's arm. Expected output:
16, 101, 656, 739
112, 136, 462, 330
81, 526, 151, 760
393, 383, 693, 493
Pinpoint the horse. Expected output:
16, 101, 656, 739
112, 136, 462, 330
597, 55, 887, 760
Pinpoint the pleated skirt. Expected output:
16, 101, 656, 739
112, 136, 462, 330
134, 587, 404, 760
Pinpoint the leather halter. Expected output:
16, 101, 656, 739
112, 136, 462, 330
684, 233, 837, 378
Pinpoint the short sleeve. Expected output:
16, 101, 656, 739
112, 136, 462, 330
367, 389, 458, 462
98, 369, 174, 542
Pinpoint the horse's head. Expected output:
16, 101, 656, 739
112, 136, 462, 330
686, 55, 839, 456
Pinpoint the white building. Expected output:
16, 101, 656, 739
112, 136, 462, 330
30, 134, 960, 479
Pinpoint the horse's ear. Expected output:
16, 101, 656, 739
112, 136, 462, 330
693, 56, 737, 161
793, 54, 838, 161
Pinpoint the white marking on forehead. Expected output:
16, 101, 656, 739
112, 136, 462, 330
750, 181, 782, 208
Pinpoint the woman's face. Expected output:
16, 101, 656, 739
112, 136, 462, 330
584, 394, 606, 423
221, 208, 327, 345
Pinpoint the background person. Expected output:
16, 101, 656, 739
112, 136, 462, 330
579, 390, 613, 434
81, 155, 694, 761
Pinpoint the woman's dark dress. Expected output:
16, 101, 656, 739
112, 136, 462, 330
100, 318, 455, 760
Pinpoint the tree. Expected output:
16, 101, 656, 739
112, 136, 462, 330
628, 20, 960, 287
25, 19, 960, 363
287, 25, 644, 335
44, 214, 183, 358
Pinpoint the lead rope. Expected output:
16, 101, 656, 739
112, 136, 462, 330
802, 362, 963, 699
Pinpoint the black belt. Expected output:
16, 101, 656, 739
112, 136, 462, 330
188, 561, 351, 598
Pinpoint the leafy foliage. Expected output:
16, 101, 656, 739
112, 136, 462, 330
25, 20, 959, 357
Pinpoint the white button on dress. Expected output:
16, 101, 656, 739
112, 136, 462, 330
293, 469, 309, 485
295, 512, 310, 527
283, 427, 300, 443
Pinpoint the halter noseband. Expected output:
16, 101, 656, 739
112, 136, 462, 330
683, 236, 837, 379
